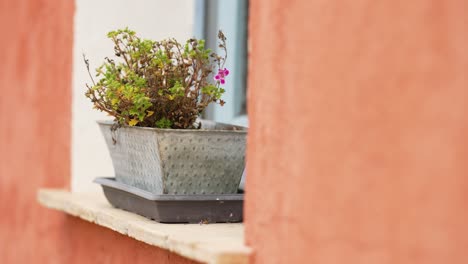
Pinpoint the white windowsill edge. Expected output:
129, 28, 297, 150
37, 189, 251, 264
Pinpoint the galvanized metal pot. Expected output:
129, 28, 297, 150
98, 120, 247, 195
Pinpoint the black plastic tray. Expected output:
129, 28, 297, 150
94, 177, 244, 223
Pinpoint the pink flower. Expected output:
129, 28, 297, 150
214, 68, 229, 84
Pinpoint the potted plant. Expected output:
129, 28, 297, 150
84, 28, 246, 196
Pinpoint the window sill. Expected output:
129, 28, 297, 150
37, 189, 251, 264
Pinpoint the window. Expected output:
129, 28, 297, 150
194, 0, 249, 127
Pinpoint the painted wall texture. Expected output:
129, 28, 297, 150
0, 0, 197, 263
63, 216, 198, 264
246, 0, 468, 263
0, 0, 74, 262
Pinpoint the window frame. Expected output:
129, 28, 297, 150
194, 0, 249, 127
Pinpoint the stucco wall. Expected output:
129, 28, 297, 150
64, 216, 198, 264
0, 0, 73, 262
246, 0, 468, 263
0, 0, 197, 263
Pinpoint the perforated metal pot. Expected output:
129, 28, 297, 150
98, 120, 247, 195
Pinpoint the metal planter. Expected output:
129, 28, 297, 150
98, 120, 247, 195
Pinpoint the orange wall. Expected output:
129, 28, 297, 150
0, 0, 73, 262
64, 216, 198, 264
0, 0, 197, 263
246, 0, 468, 263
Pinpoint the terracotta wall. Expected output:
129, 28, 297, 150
246, 0, 468, 263
0, 0, 197, 263
0, 0, 73, 262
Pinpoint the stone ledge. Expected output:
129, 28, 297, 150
38, 189, 251, 264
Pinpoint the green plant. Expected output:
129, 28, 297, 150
84, 28, 228, 129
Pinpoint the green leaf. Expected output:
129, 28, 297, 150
155, 118, 172, 128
